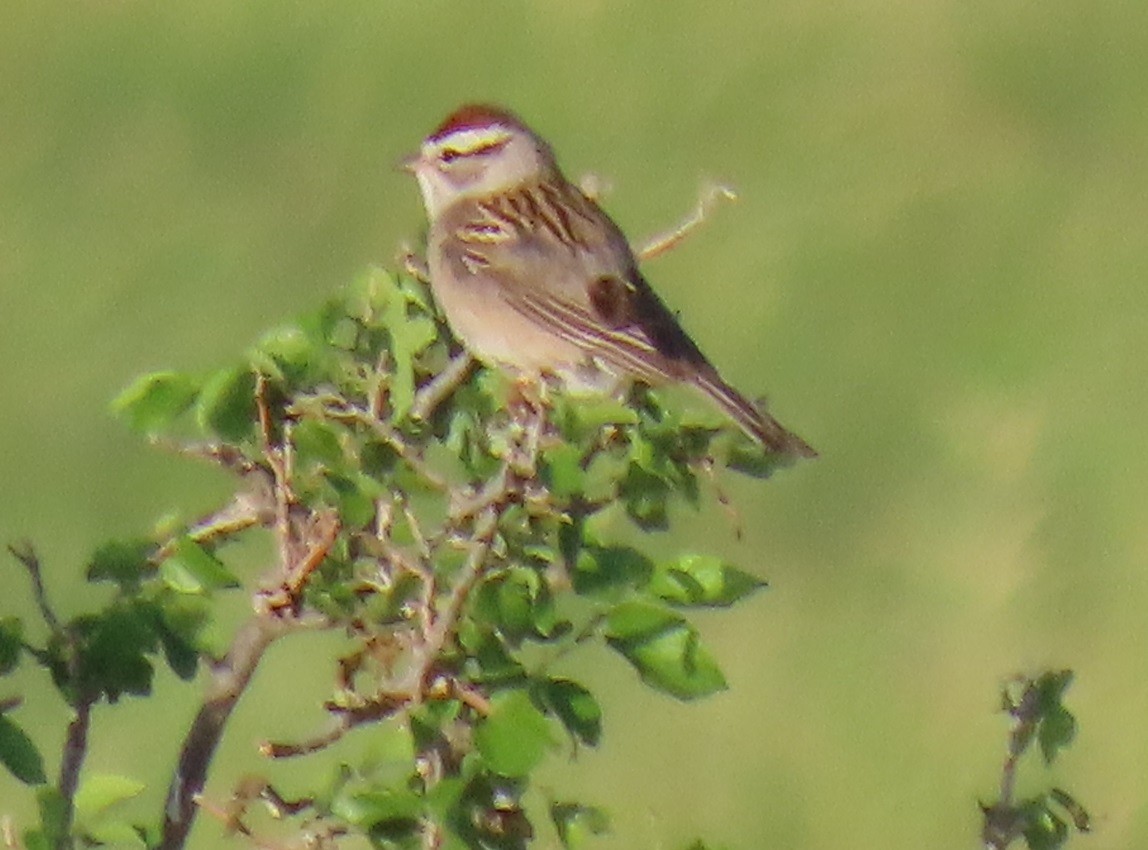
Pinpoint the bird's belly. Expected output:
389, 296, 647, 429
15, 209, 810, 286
432, 270, 621, 394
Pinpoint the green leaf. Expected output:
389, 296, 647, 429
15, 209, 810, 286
111, 371, 198, 434
619, 464, 670, 530
0, 714, 46, 784
74, 774, 146, 822
605, 602, 727, 700
1033, 670, 1076, 764
572, 546, 654, 598
724, 431, 788, 478
293, 419, 347, 469
475, 690, 553, 777
161, 538, 240, 594
81, 820, 149, 848
556, 396, 639, 442
250, 324, 325, 386
1049, 788, 1091, 833
76, 606, 158, 701
325, 472, 382, 528
331, 788, 422, 828
542, 443, 587, 498
195, 367, 256, 441
86, 539, 154, 588
1020, 799, 1069, 850
648, 554, 766, 607
1038, 704, 1076, 765
551, 802, 610, 849
539, 678, 601, 747
0, 617, 22, 675
367, 267, 440, 418
496, 570, 540, 640
35, 787, 68, 850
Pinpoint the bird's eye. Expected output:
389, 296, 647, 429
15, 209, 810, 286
439, 148, 462, 163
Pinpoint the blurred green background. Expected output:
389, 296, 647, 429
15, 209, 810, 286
3, 1, 1147, 847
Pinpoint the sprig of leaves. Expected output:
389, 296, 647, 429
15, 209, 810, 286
4, 266, 786, 850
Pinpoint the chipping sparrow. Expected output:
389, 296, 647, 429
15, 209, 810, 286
404, 104, 815, 458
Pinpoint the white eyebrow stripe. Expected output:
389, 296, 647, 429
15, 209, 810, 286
438, 126, 511, 154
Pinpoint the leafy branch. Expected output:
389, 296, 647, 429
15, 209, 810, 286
0, 267, 786, 850
980, 670, 1090, 850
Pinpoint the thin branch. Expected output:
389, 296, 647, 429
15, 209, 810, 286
300, 396, 449, 492
424, 507, 500, 661
256, 376, 295, 576
261, 695, 406, 759
57, 695, 94, 850
636, 182, 738, 262
161, 615, 290, 850
255, 510, 341, 616
7, 543, 60, 632
409, 353, 474, 422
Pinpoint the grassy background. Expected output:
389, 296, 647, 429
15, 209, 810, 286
3, 1, 1148, 847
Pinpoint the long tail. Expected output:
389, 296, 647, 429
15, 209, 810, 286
694, 372, 817, 458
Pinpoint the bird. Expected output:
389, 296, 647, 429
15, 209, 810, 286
403, 104, 815, 458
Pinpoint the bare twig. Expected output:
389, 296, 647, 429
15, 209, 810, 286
299, 396, 449, 492
409, 353, 474, 422
57, 695, 94, 849
398, 244, 430, 283
161, 615, 291, 850
637, 182, 738, 262
255, 510, 341, 616
7, 543, 60, 632
261, 695, 406, 759
256, 374, 295, 575
424, 507, 500, 662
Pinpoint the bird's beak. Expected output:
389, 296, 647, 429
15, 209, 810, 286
397, 151, 421, 175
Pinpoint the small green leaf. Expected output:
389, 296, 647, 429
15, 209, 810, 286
251, 324, 326, 386
620, 464, 670, 530
0, 714, 46, 784
724, 431, 789, 478
35, 787, 68, 850
111, 371, 198, 434
496, 570, 540, 640
475, 690, 553, 777
76, 606, 157, 701
1033, 670, 1076, 764
1049, 788, 1090, 833
86, 539, 154, 588
572, 546, 653, 598
81, 820, 149, 848
161, 538, 239, 594
605, 602, 727, 700
557, 396, 639, 442
74, 774, 146, 822
326, 471, 383, 528
195, 367, 256, 441
376, 268, 440, 418
551, 802, 610, 849
1020, 800, 1068, 850
0, 617, 22, 675
293, 419, 347, 469
542, 443, 587, 498
648, 555, 766, 607
1038, 705, 1076, 765
540, 678, 601, 747
331, 788, 422, 828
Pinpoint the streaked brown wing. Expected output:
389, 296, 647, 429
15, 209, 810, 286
499, 273, 714, 386
447, 179, 718, 384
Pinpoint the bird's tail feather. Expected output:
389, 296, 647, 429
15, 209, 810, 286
694, 372, 817, 459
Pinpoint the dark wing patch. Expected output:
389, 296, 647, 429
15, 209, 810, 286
587, 274, 636, 328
